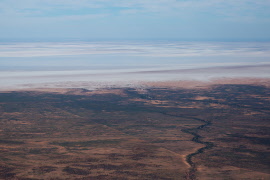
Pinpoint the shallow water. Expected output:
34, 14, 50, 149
1, 41, 270, 90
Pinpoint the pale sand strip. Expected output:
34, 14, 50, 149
141, 77, 270, 89
1, 77, 270, 94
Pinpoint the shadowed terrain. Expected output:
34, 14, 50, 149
0, 84, 270, 179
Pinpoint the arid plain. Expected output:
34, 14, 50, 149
0, 78, 270, 180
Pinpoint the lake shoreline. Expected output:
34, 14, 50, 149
1, 77, 270, 93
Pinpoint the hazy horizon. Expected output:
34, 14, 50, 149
1, 0, 270, 89
1, 1, 270, 40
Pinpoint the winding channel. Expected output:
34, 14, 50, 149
181, 117, 214, 180
160, 113, 214, 180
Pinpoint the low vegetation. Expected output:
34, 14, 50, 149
0, 84, 269, 179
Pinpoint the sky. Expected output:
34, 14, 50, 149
0, 0, 270, 41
